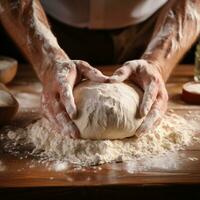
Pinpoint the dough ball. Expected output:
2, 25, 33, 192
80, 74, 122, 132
73, 81, 144, 140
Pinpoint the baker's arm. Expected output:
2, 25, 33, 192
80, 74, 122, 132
142, 0, 200, 81
109, 0, 200, 137
0, 0, 68, 81
0, 0, 108, 137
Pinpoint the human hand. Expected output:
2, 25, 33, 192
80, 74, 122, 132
108, 59, 168, 137
41, 60, 108, 138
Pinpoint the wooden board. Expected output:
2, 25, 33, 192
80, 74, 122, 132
0, 64, 200, 188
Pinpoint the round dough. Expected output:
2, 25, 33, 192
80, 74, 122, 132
73, 81, 144, 140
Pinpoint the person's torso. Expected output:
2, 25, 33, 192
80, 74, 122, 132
41, 0, 168, 29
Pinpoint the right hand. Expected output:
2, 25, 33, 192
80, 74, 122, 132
41, 60, 108, 139
108, 59, 168, 137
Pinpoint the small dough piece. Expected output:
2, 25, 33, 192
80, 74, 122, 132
73, 81, 144, 140
0, 56, 18, 84
0, 83, 19, 125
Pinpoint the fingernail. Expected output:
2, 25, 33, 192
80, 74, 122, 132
69, 110, 77, 119
140, 109, 145, 117
104, 76, 110, 82
105, 77, 112, 83
109, 75, 119, 83
135, 131, 144, 138
143, 109, 148, 116
140, 107, 149, 117
67, 104, 77, 119
104, 78, 110, 83
70, 132, 76, 139
135, 125, 146, 137
70, 131, 80, 139
101, 76, 109, 83
140, 110, 144, 117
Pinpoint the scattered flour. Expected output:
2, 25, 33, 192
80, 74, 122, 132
52, 161, 69, 172
1, 112, 200, 169
188, 157, 199, 161
122, 151, 185, 173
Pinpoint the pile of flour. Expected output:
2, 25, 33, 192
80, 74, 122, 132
1, 111, 200, 167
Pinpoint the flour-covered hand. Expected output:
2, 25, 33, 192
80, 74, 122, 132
41, 60, 108, 138
108, 59, 168, 137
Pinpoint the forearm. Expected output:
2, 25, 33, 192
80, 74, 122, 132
142, 0, 200, 81
0, 0, 69, 81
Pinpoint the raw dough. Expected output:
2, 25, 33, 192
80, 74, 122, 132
73, 81, 144, 140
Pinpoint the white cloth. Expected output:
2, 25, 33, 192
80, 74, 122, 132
41, 0, 168, 29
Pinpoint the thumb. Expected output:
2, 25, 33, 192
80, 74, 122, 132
109, 65, 132, 83
74, 60, 109, 82
59, 82, 77, 119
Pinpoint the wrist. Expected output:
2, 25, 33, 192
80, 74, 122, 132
38, 54, 71, 83
141, 56, 165, 80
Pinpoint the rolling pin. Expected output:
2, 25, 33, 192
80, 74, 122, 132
0, 83, 19, 125
0, 56, 18, 84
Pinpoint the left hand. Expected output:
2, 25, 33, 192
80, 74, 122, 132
41, 60, 109, 138
108, 59, 168, 137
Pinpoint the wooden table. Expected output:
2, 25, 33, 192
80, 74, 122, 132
0, 64, 200, 198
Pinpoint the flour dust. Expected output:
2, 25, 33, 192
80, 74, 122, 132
0, 111, 200, 172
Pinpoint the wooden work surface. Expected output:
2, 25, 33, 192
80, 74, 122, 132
0, 64, 200, 189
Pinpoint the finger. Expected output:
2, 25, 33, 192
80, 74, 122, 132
109, 60, 149, 83
51, 97, 80, 138
109, 65, 132, 83
135, 108, 161, 138
55, 110, 80, 138
56, 62, 77, 119
42, 93, 80, 138
41, 93, 61, 132
74, 60, 109, 82
135, 95, 167, 138
58, 81, 77, 119
140, 82, 158, 117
